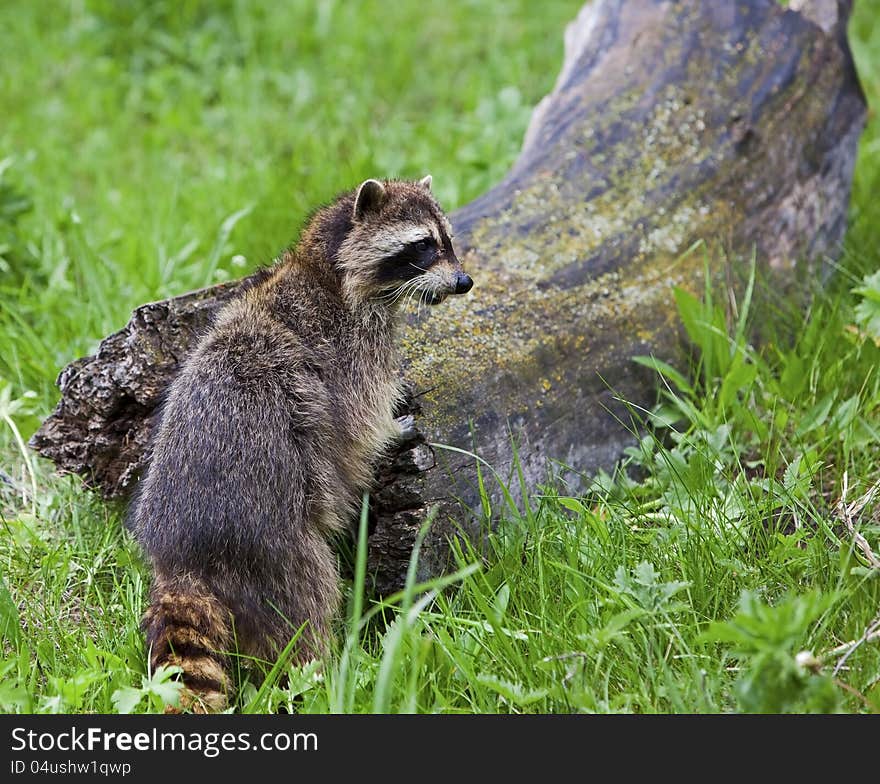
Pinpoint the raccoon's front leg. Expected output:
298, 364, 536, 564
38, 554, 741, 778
142, 572, 233, 713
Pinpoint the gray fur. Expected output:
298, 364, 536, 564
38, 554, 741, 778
127, 178, 472, 711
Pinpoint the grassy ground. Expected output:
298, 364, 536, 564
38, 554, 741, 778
1, 1, 879, 713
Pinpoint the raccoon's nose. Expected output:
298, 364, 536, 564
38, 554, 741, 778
454, 272, 473, 295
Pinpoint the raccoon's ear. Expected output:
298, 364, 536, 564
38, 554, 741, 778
419, 174, 433, 191
353, 179, 387, 220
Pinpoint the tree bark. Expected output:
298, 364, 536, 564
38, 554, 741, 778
29, 0, 866, 594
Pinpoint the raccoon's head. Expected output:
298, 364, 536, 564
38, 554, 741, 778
335, 176, 473, 308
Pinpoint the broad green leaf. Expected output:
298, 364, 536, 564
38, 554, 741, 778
492, 582, 510, 618
719, 355, 757, 409
632, 355, 693, 394
779, 353, 807, 400
111, 686, 145, 715
782, 455, 803, 493
149, 677, 183, 709
475, 674, 548, 707
673, 287, 705, 351
0, 576, 20, 644
830, 395, 859, 431
556, 496, 587, 514
853, 270, 880, 339
796, 394, 835, 436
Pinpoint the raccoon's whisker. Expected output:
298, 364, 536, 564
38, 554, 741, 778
417, 287, 430, 318
384, 277, 421, 305
405, 283, 421, 311
394, 277, 425, 307
409, 282, 427, 313
400, 275, 429, 310
384, 278, 412, 301
382, 283, 408, 304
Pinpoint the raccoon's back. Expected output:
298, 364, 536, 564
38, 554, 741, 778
128, 315, 334, 574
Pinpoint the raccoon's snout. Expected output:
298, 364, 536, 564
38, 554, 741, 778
453, 272, 473, 295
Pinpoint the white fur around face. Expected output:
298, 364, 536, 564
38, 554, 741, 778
439, 214, 453, 241
368, 222, 439, 256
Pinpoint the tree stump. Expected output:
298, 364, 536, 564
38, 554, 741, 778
30, 0, 866, 594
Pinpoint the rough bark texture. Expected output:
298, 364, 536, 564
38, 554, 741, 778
30, 0, 866, 594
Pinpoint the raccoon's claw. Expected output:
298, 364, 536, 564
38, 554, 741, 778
394, 414, 418, 444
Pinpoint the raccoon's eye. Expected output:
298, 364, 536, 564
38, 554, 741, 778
415, 238, 433, 252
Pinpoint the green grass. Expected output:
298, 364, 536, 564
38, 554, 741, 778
2, 0, 880, 713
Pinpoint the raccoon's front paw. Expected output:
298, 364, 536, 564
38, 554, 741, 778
394, 414, 418, 445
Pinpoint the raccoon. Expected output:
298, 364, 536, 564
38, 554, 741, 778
128, 176, 472, 712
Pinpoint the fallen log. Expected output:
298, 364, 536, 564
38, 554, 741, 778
30, 0, 866, 594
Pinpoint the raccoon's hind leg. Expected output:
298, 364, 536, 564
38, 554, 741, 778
236, 528, 343, 669
142, 572, 233, 713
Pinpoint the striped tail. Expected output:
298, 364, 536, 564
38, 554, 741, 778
142, 574, 232, 713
